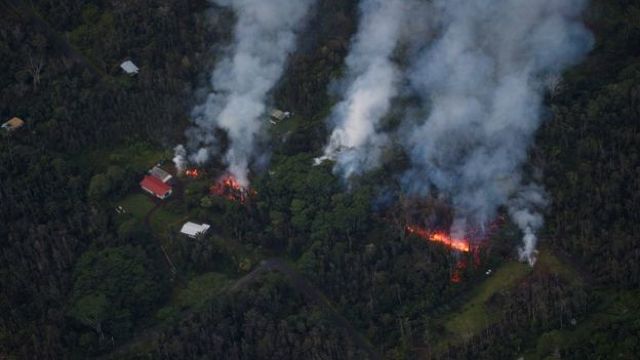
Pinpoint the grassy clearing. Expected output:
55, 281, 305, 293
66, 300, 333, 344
149, 207, 188, 235
443, 260, 531, 341
175, 272, 230, 309
155, 272, 230, 324
210, 235, 266, 275
119, 193, 155, 220
435, 249, 583, 351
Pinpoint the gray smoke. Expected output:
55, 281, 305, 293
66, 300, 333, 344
315, 0, 428, 177
173, 145, 187, 174
177, 0, 315, 185
401, 0, 593, 264
508, 183, 548, 265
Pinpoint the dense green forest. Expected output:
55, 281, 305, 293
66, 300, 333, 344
1, 0, 639, 359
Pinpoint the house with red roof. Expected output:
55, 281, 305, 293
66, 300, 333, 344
140, 175, 172, 199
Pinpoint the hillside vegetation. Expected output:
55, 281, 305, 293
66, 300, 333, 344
0, 0, 639, 359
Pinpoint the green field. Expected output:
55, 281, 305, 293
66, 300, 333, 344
119, 193, 156, 220
175, 272, 230, 309
443, 260, 531, 341
118, 192, 189, 235
434, 249, 585, 352
149, 207, 189, 234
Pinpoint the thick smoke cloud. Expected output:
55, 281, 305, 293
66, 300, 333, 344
401, 0, 593, 264
178, 0, 315, 185
315, 0, 427, 177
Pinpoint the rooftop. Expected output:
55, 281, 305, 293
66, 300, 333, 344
270, 109, 290, 121
140, 175, 172, 197
149, 166, 173, 183
2, 117, 25, 131
120, 60, 139, 75
180, 222, 211, 238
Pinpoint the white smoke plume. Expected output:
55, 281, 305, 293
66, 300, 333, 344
177, 0, 315, 186
401, 0, 593, 264
508, 184, 548, 265
173, 145, 187, 174
315, 0, 427, 178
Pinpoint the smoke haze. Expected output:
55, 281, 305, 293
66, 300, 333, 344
401, 0, 592, 264
317, 0, 592, 264
178, 0, 315, 185
315, 0, 427, 177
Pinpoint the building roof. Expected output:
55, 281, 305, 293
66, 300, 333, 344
2, 117, 25, 130
180, 222, 211, 238
149, 166, 173, 183
270, 109, 290, 121
140, 175, 172, 197
120, 60, 139, 74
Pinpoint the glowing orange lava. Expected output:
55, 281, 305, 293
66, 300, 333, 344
185, 168, 200, 178
406, 226, 470, 252
210, 175, 253, 203
405, 218, 504, 284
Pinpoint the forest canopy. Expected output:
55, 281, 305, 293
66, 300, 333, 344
0, 0, 639, 359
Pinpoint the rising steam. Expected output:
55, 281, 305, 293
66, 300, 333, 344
176, 0, 315, 185
401, 0, 593, 264
315, 0, 427, 177
318, 0, 592, 265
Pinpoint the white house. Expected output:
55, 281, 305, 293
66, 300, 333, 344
120, 60, 139, 76
180, 222, 211, 239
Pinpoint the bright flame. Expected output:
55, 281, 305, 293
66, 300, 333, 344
210, 174, 254, 203
185, 168, 200, 178
406, 226, 470, 252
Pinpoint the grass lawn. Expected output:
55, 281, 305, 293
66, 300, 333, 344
443, 260, 531, 341
174, 272, 230, 310
119, 193, 156, 220
436, 249, 583, 351
155, 272, 230, 323
149, 207, 188, 234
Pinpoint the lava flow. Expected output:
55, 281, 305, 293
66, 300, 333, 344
406, 225, 470, 252
210, 175, 253, 203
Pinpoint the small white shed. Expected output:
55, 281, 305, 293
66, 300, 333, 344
120, 60, 139, 76
180, 222, 211, 239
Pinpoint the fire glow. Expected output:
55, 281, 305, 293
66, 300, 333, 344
185, 168, 200, 178
450, 259, 467, 284
210, 175, 253, 203
406, 226, 470, 252
406, 225, 471, 283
